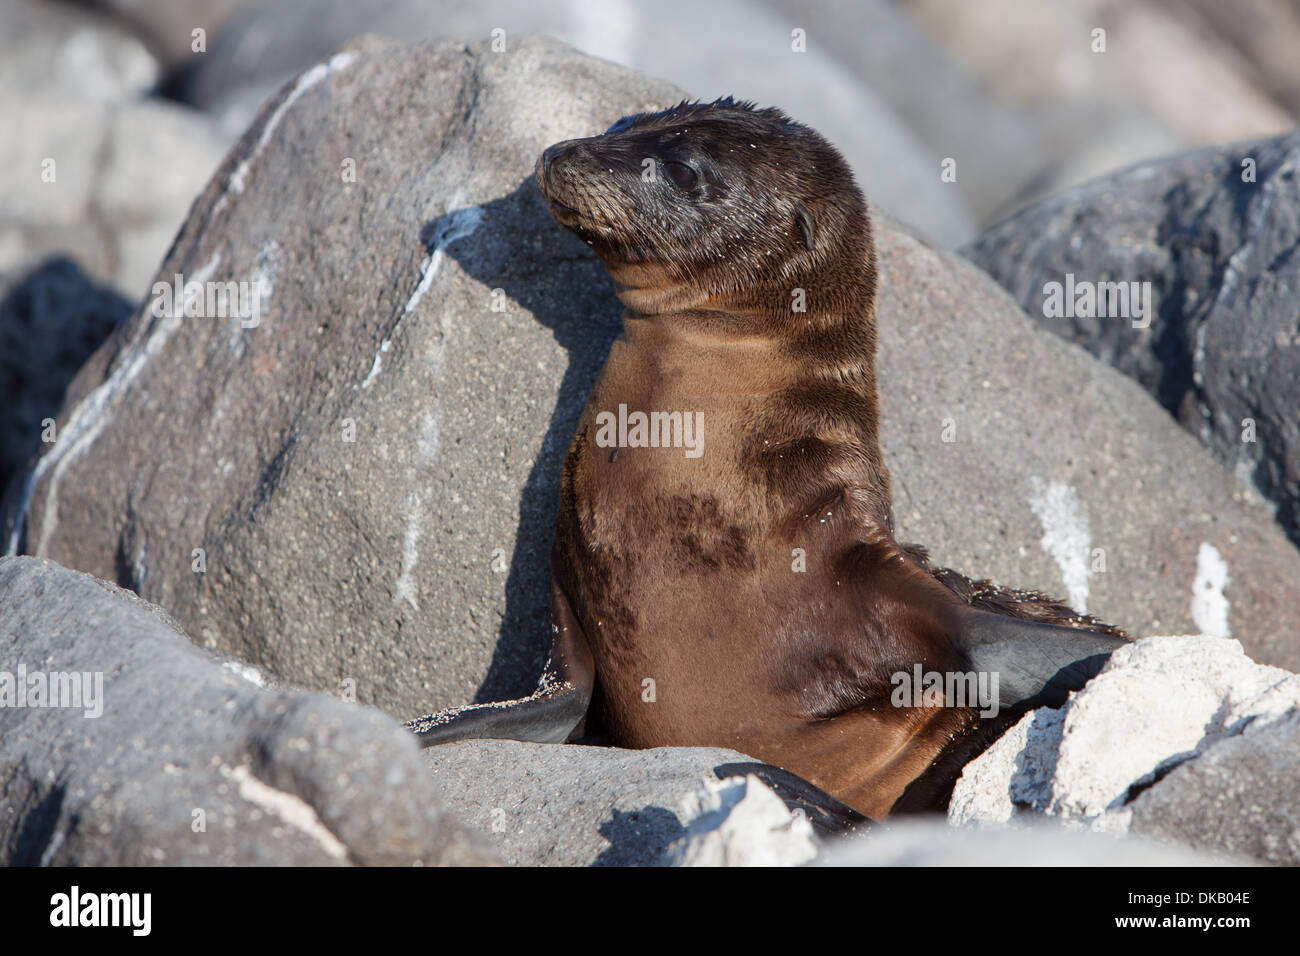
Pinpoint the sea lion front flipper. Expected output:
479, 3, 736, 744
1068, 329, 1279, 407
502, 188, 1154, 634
886, 613, 1127, 817
954, 611, 1126, 714
405, 573, 595, 747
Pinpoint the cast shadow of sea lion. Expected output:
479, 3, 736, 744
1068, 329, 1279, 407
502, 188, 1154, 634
8, 780, 68, 866
593, 807, 685, 866
429, 178, 623, 704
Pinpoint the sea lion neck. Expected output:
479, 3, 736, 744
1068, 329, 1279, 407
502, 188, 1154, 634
608, 266, 713, 316
605, 254, 873, 332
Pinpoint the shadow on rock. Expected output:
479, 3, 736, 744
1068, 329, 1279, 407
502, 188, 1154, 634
0, 256, 132, 514
433, 177, 623, 703
8, 778, 68, 866
593, 806, 685, 866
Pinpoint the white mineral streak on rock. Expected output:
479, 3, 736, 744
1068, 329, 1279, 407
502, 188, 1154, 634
1191, 541, 1231, 638
361, 198, 482, 391
212, 51, 357, 219
8, 253, 221, 557
395, 493, 423, 610
222, 660, 268, 688
226, 765, 348, 860
1028, 475, 1092, 612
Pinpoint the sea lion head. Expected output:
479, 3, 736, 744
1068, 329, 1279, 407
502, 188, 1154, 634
535, 97, 873, 313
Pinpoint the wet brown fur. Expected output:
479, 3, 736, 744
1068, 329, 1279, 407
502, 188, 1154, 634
537, 99, 1125, 819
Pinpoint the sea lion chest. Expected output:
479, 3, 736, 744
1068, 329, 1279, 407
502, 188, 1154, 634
557, 322, 791, 744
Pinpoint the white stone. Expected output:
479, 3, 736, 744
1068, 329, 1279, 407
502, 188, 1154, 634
951, 635, 1300, 831
664, 774, 818, 867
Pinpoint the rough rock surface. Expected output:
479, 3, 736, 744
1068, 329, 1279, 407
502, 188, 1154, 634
964, 132, 1300, 548
875, 221, 1300, 670
0, 555, 493, 866
5, 36, 678, 718
7, 37, 1300, 732
422, 738, 866, 866
1127, 709, 1300, 866
949, 634, 1300, 865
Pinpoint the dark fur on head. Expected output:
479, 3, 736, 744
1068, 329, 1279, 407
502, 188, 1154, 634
535, 97, 871, 306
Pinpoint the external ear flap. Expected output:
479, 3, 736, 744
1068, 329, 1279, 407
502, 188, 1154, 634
955, 611, 1127, 713
794, 202, 816, 252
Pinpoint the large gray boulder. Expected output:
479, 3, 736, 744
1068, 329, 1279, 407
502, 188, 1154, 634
875, 220, 1300, 670
5, 35, 667, 717
6, 36, 1300, 733
950, 634, 1300, 865
423, 739, 865, 866
964, 132, 1300, 548
425, 736, 1239, 866
0, 555, 493, 865
1127, 709, 1300, 866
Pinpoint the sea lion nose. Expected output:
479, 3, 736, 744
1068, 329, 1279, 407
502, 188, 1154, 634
540, 142, 581, 183
541, 145, 559, 179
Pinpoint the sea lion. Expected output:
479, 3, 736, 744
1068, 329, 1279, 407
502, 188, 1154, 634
406, 98, 1126, 820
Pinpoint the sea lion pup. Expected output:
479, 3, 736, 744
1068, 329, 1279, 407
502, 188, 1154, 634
407, 98, 1126, 820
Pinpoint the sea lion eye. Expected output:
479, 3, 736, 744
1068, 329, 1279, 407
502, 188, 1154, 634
662, 161, 698, 190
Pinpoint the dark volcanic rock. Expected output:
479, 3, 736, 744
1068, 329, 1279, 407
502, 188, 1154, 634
0, 258, 132, 501
963, 132, 1300, 548
5, 36, 1299, 734
4, 36, 678, 718
0, 555, 492, 866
